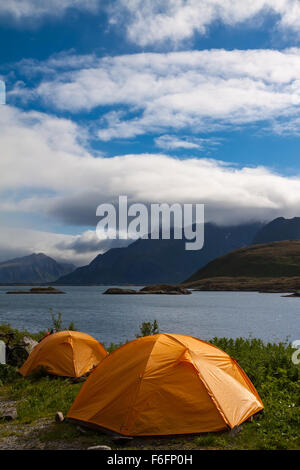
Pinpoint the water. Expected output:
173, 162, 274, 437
0, 286, 299, 345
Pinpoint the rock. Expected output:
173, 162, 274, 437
2, 407, 17, 421
7, 287, 65, 294
70, 375, 88, 383
103, 288, 138, 295
18, 336, 38, 354
281, 291, 300, 297
55, 411, 64, 423
112, 436, 134, 445
76, 425, 87, 434
87, 445, 112, 450
140, 284, 191, 295
103, 285, 191, 295
229, 425, 242, 437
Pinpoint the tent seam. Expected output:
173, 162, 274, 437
120, 338, 158, 434
189, 354, 231, 428
70, 335, 78, 377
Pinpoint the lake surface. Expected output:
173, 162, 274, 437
0, 286, 299, 345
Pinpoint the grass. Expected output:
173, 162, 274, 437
0, 325, 299, 450
0, 375, 81, 423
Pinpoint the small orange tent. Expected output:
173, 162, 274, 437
67, 333, 263, 436
19, 331, 107, 378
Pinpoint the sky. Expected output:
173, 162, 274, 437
2, 0, 300, 265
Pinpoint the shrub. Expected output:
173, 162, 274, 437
136, 319, 159, 338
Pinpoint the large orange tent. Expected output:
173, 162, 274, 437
67, 333, 263, 436
19, 331, 107, 378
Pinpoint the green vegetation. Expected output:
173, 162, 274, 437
102, 320, 159, 352
208, 337, 300, 450
1, 375, 81, 423
0, 323, 299, 450
49, 309, 76, 332
0, 322, 46, 343
184, 240, 300, 291
49, 309, 62, 332
135, 319, 159, 338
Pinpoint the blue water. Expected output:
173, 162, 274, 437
0, 286, 299, 345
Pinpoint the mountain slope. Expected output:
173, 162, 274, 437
253, 217, 300, 244
184, 240, 300, 285
55, 222, 263, 285
0, 253, 75, 283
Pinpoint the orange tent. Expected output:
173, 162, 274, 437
67, 333, 263, 436
19, 331, 107, 378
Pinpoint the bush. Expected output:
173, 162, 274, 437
135, 319, 159, 338
0, 364, 19, 385
49, 309, 76, 332
0, 323, 46, 343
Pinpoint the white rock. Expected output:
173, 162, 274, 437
55, 411, 64, 423
87, 445, 112, 450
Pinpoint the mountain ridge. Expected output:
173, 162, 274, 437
54, 222, 263, 285
0, 253, 75, 283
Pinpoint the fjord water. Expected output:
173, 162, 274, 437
0, 285, 298, 344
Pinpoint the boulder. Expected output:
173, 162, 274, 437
229, 425, 242, 437
18, 336, 38, 354
55, 411, 64, 423
1, 407, 17, 421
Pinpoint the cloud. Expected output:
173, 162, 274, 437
19, 48, 300, 139
0, 227, 109, 265
154, 134, 220, 151
110, 0, 300, 46
3, 0, 300, 43
0, 0, 99, 21
2, 104, 300, 232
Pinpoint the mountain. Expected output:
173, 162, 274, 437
54, 222, 263, 285
0, 253, 75, 284
253, 217, 300, 244
183, 240, 300, 291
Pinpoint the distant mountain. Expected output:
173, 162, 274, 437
55, 222, 263, 285
0, 253, 75, 283
183, 240, 300, 292
253, 217, 300, 244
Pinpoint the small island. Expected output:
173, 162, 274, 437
6, 287, 65, 294
103, 284, 191, 295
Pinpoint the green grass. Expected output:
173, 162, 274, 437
0, 332, 299, 450
0, 375, 82, 423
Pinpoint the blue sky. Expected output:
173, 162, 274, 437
2, 0, 300, 264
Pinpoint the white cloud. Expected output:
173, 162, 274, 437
110, 0, 300, 46
1, 104, 300, 229
24, 48, 300, 139
2, 103, 300, 260
0, 227, 129, 265
154, 134, 219, 151
2, 0, 300, 42
0, 0, 99, 21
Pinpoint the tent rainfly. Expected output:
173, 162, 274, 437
19, 330, 107, 378
67, 333, 263, 436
